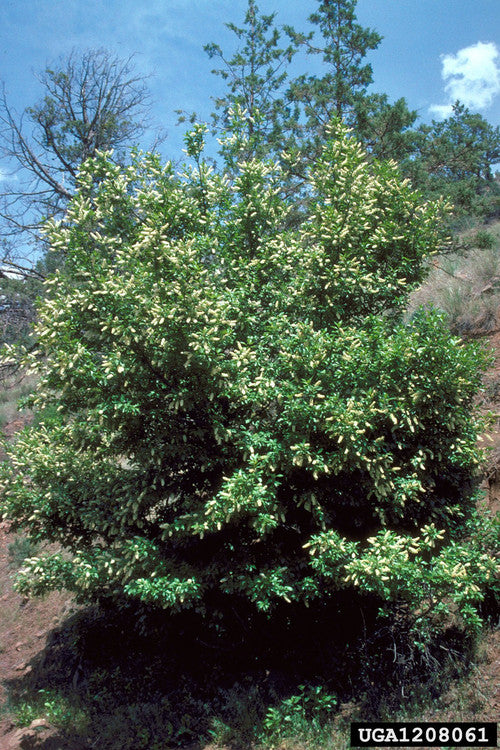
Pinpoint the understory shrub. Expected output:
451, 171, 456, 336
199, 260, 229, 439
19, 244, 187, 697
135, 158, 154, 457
1, 123, 498, 644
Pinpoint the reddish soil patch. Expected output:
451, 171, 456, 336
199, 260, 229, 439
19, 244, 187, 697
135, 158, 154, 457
0, 520, 74, 748
0, 410, 77, 748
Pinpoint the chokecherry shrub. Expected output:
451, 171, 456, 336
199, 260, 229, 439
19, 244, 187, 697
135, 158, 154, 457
1, 124, 497, 640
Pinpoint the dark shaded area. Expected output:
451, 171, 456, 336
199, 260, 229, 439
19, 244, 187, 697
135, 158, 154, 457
0, 283, 37, 348
4, 593, 480, 749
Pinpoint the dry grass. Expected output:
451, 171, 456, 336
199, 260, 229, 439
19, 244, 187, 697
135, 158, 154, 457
0, 373, 36, 432
408, 221, 500, 335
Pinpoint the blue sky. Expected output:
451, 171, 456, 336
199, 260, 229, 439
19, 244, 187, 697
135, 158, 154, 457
0, 0, 499, 163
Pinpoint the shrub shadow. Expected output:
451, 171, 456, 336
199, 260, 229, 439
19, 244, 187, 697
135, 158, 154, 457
4, 592, 478, 749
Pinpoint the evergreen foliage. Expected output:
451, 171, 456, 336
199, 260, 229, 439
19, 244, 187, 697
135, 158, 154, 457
405, 103, 500, 219
1, 125, 497, 641
285, 0, 382, 125
202, 1, 498, 220
202, 0, 295, 164
352, 93, 418, 163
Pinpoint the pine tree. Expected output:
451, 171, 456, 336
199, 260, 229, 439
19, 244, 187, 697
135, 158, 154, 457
404, 103, 500, 218
203, 0, 295, 165
352, 93, 418, 162
284, 0, 419, 175
285, 0, 381, 132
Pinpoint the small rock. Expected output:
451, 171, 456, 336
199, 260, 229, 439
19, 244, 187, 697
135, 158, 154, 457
29, 717, 50, 730
14, 641, 24, 651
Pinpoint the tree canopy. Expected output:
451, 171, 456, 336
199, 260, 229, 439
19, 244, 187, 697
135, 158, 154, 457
404, 103, 500, 218
202, 0, 295, 164
202, 1, 499, 218
285, 0, 381, 125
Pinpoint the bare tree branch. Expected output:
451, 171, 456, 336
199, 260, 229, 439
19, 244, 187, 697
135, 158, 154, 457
0, 48, 161, 272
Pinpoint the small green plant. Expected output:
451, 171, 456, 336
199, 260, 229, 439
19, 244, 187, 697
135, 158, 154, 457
261, 685, 338, 746
473, 230, 496, 249
13, 700, 39, 728
208, 717, 234, 745
14, 689, 86, 731
8, 534, 40, 570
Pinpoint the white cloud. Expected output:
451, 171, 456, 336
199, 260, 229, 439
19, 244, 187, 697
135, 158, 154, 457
429, 41, 500, 118
428, 103, 454, 119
